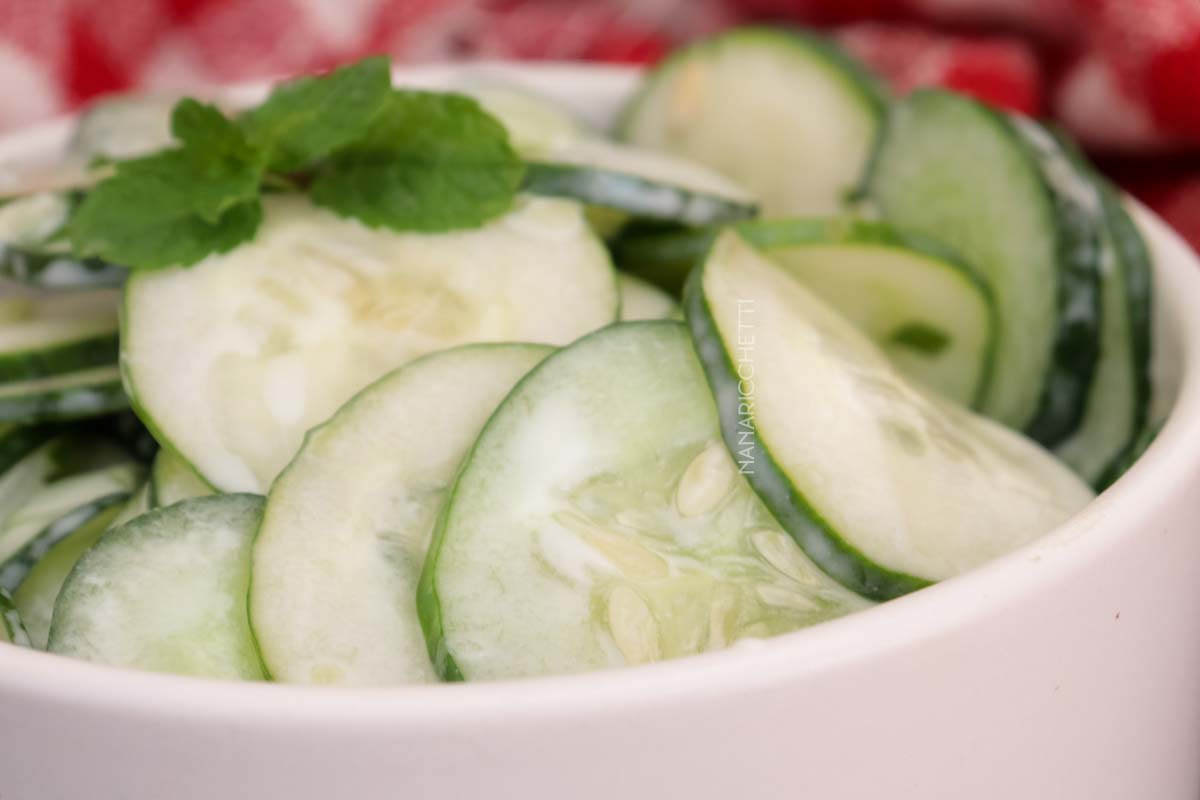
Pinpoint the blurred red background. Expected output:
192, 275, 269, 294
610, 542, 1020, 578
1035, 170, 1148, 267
1, 0, 1197, 249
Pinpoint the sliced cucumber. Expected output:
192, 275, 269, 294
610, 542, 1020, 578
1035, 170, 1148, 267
0, 290, 119, 382
253, 343, 552, 686
736, 218, 994, 408
122, 194, 617, 493
48, 494, 267, 680
420, 322, 868, 681
869, 91, 1102, 443
619, 26, 885, 216
0, 462, 141, 584
68, 93, 176, 163
150, 449, 212, 507
618, 272, 681, 321
456, 81, 590, 159
0, 588, 30, 646
686, 231, 1093, 599
1055, 181, 1154, 485
525, 138, 758, 227
610, 223, 713, 294
0, 365, 125, 423
0, 423, 55, 476
0, 192, 126, 289
10, 502, 124, 648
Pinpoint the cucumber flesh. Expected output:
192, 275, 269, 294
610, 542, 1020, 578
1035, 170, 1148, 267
686, 231, 1093, 598
0, 290, 119, 382
68, 94, 176, 163
48, 494, 267, 680
618, 272, 680, 321
150, 449, 212, 507
620, 26, 884, 216
737, 219, 994, 408
421, 322, 868, 681
0, 462, 141, 584
525, 138, 758, 227
122, 194, 617, 493
869, 91, 1101, 442
0, 365, 126, 423
11, 502, 123, 648
0, 192, 125, 289
252, 344, 552, 686
456, 81, 590, 159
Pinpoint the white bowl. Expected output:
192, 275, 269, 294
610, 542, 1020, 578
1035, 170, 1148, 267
2, 64, 1199, 800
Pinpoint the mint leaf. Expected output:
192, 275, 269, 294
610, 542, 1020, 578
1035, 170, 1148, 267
239, 57, 392, 173
69, 144, 263, 268
309, 90, 524, 231
172, 99, 259, 167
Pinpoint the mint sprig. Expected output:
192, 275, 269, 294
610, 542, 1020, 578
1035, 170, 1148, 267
67, 57, 526, 271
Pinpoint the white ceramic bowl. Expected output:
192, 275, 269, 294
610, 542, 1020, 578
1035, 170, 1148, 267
2, 64, 1199, 800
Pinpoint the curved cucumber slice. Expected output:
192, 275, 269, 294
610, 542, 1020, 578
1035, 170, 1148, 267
0, 588, 29, 646
737, 218, 994, 407
0, 290, 119, 382
253, 343, 552, 686
686, 232, 1093, 598
11, 502, 124, 648
455, 81, 590, 159
48, 494, 267, 680
1056, 182, 1154, 485
0, 462, 140, 586
0, 365, 126, 423
420, 322, 868, 681
150, 449, 212, 507
869, 91, 1102, 442
618, 272, 680, 321
123, 194, 617, 493
620, 26, 884, 216
69, 94, 176, 163
525, 139, 757, 227
0, 192, 125, 290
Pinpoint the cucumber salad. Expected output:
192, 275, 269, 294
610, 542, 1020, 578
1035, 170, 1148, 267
0, 27, 1158, 683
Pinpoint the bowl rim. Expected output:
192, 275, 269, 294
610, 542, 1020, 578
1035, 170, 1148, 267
2, 61, 1200, 725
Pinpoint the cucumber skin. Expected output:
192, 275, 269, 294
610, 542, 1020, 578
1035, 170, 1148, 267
1102, 186, 1153, 443
0, 373, 127, 424
0, 246, 125, 290
0, 333, 118, 384
683, 256, 930, 602
0, 492, 130, 593
1013, 121, 1103, 446
523, 162, 758, 227
868, 91, 1100, 444
617, 25, 887, 146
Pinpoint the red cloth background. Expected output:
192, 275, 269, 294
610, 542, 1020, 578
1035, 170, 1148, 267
1, 0, 1197, 249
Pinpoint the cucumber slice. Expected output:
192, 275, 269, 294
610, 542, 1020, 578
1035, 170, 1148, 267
0, 588, 30, 646
150, 449, 212, 507
0, 423, 55, 476
48, 494, 267, 680
10, 502, 124, 648
0, 365, 126, 423
525, 139, 758, 227
869, 91, 1102, 442
253, 343, 552, 686
0, 462, 140, 582
736, 218, 994, 408
122, 194, 617, 493
619, 26, 885, 216
0, 290, 119, 382
457, 81, 590, 159
618, 272, 680, 321
686, 231, 1093, 599
611, 223, 712, 295
420, 322, 868, 681
68, 94, 175, 163
0, 192, 126, 289
1055, 182, 1154, 485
